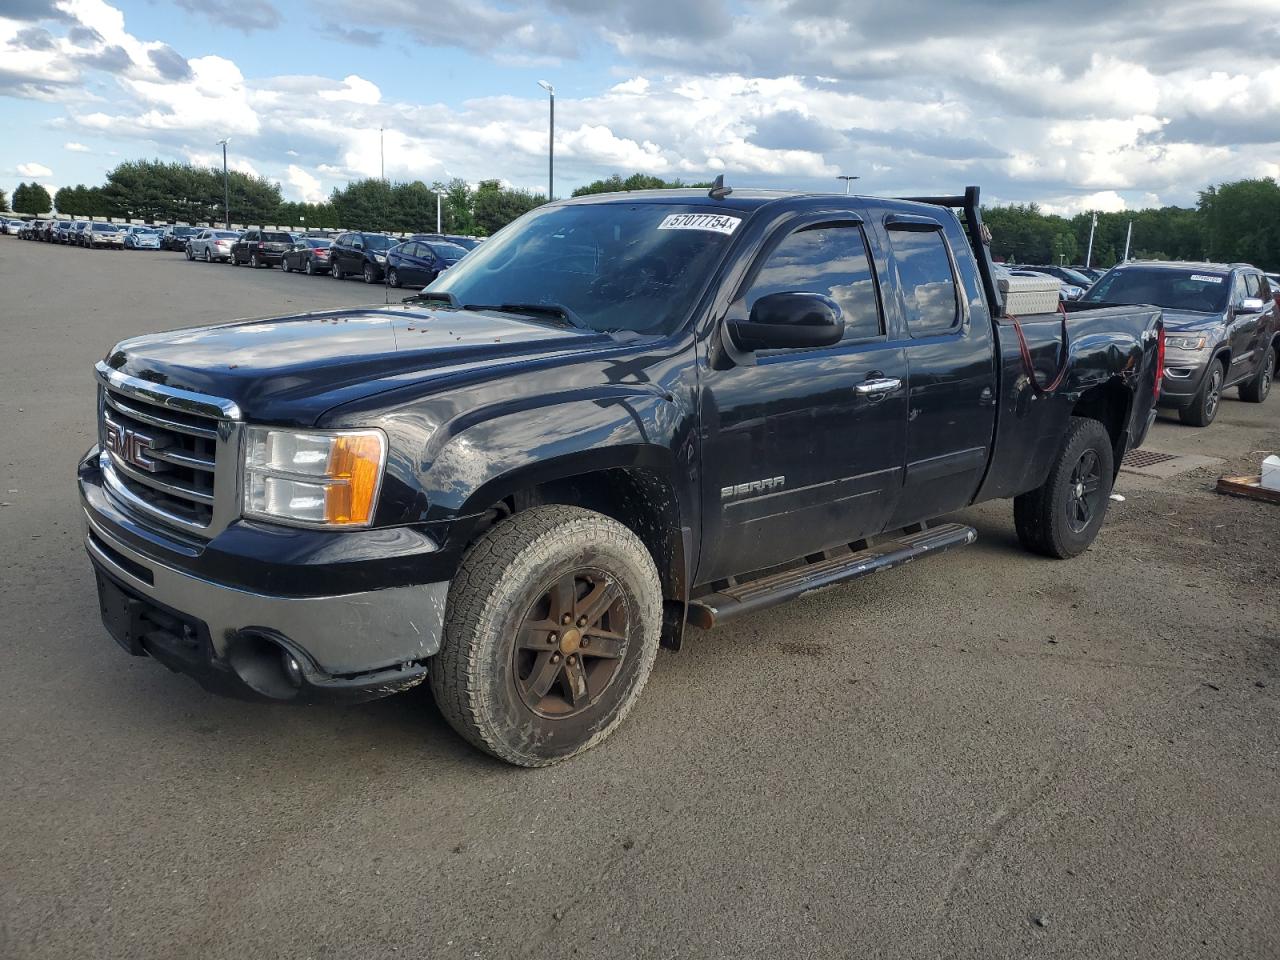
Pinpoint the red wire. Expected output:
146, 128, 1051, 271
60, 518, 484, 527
1005, 298, 1070, 396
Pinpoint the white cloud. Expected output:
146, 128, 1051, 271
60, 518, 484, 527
63, 141, 90, 151
17, 161, 53, 176
286, 163, 324, 203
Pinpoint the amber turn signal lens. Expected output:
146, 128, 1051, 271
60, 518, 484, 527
324, 433, 384, 525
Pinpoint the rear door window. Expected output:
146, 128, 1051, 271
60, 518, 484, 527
887, 228, 960, 337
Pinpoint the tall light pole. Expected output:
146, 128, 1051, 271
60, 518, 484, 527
1085, 211, 1098, 270
216, 138, 230, 228
537, 80, 554, 200
380, 127, 385, 182
837, 174, 860, 195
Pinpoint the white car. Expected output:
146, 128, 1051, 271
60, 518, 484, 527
187, 228, 241, 263
2, 219, 24, 235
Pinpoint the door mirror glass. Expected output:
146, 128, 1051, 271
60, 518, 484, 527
729, 292, 844, 351
1239, 297, 1265, 313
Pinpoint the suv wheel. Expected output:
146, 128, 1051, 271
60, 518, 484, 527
331, 262, 342, 279
1239, 347, 1274, 404
1179, 360, 1225, 427
250, 252, 261, 268
430, 506, 662, 767
363, 263, 376, 284
388, 268, 400, 288
1014, 416, 1115, 559
185, 246, 193, 260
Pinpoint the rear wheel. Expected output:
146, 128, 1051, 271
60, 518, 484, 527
1179, 360, 1225, 426
1239, 347, 1274, 404
331, 262, 342, 279
305, 259, 315, 276
1014, 416, 1115, 559
203, 247, 211, 262
430, 506, 662, 767
250, 252, 261, 268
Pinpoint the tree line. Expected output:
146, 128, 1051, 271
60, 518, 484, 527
7, 161, 1278, 267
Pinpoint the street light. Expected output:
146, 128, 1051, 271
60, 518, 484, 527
836, 174, 860, 195
216, 138, 230, 229
537, 80, 554, 201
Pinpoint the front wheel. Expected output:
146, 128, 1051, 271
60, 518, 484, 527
388, 268, 400, 288
331, 262, 342, 279
1239, 348, 1274, 404
363, 263, 376, 284
185, 247, 193, 260
1014, 416, 1115, 559
1179, 361, 1225, 426
430, 506, 662, 767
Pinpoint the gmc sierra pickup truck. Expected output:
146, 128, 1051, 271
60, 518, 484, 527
80, 185, 1164, 766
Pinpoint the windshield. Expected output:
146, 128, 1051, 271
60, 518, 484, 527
1081, 267, 1229, 313
363, 234, 395, 251
447, 236, 481, 250
174, 227, 197, 236
93, 223, 117, 232
1053, 267, 1093, 286
427, 241, 468, 260
426, 202, 741, 334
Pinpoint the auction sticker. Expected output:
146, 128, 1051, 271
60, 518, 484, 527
1190, 274, 1223, 283
657, 213, 741, 235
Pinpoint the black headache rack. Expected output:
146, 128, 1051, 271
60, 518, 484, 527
899, 186, 1006, 319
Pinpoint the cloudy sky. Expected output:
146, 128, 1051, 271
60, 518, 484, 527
3, 0, 1279, 215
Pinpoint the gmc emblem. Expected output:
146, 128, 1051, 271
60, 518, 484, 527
105, 420, 158, 472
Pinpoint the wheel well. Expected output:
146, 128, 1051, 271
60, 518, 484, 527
471, 467, 688, 648
1211, 350, 1230, 376
1071, 380, 1130, 471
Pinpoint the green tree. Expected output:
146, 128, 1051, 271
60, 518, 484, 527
12, 182, 52, 215
472, 179, 545, 235
0, 187, 8, 212
1199, 179, 1280, 270
571, 172, 709, 197
438, 178, 476, 235
329, 178, 395, 231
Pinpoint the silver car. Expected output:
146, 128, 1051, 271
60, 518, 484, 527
187, 228, 241, 263
86, 222, 126, 249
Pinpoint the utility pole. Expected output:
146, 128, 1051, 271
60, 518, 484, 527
436, 190, 442, 233
537, 81, 554, 200
837, 175, 860, 195
380, 127, 385, 182
1123, 219, 1133, 262
1085, 211, 1098, 270
216, 138, 230, 229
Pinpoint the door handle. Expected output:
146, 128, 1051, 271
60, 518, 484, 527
855, 377, 902, 396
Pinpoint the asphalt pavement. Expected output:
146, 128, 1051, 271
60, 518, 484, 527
1, 236, 1278, 959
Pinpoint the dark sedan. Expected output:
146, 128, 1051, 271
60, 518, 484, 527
1080, 262, 1278, 425
161, 225, 201, 251
281, 237, 333, 275
386, 239, 467, 288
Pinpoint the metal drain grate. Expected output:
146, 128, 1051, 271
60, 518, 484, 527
1123, 449, 1178, 469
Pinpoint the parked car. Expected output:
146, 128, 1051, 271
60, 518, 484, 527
86, 222, 126, 249
187, 229, 240, 262
280, 237, 333, 275
1080, 261, 1278, 424
1071, 265, 1106, 282
329, 231, 397, 282
159, 226, 201, 251
385, 239, 467, 288
1028, 265, 1095, 295
53, 221, 76, 243
71, 221, 92, 246
229, 229, 293, 268
1006, 268, 1081, 301
1266, 273, 1280, 311
123, 226, 161, 250
2, 218, 24, 235
78, 184, 1165, 766
411, 232, 483, 251
20, 219, 44, 239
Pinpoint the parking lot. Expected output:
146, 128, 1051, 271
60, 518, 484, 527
2, 236, 1278, 959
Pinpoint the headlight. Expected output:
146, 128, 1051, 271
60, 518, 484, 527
374, 253, 386, 262
1166, 335, 1207, 351
243, 427, 386, 527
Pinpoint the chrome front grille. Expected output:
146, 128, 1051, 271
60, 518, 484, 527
95, 363, 242, 537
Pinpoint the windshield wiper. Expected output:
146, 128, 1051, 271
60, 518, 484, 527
410, 290, 458, 306
463, 301, 588, 330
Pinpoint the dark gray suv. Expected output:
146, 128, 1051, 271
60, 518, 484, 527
1081, 262, 1278, 426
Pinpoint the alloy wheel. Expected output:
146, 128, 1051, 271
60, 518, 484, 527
1065, 448, 1102, 535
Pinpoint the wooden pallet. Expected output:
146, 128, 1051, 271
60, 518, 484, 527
1216, 474, 1280, 505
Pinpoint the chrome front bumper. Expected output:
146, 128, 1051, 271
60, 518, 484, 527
84, 507, 450, 675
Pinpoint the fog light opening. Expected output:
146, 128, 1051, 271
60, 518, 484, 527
228, 632, 305, 700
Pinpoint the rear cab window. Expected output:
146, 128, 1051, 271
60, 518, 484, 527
886, 228, 960, 337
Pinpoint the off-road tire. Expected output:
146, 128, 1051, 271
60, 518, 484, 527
1239, 347, 1274, 404
430, 506, 662, 767
1014, 416, 1115, 559
1179, 359, 1225, 426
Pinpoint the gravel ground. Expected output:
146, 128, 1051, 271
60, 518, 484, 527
1, 236, 1278, 960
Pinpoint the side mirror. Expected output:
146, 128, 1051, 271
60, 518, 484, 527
1239, 297, 1265, 314
728, 292, 845, 351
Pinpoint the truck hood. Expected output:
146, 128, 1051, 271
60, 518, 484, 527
104, 302, 613, 424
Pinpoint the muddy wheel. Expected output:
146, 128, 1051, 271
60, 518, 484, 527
430, 506, 661, 767
1014, 416, 1115, 559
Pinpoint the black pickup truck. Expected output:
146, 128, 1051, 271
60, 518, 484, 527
79, 185, 1164, 766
